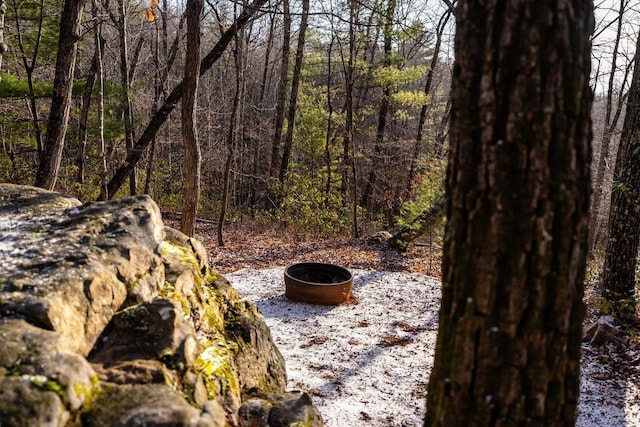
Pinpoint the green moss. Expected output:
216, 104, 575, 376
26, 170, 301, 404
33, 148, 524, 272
28, 374, 65, 399
159, 240, 201, 273
160, 281, 190, 315
117, 305, 151, 333
194, 340, 240, 400
72, 374, 101, 404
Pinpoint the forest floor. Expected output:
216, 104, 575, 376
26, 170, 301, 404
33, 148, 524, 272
175, 219, 640, 426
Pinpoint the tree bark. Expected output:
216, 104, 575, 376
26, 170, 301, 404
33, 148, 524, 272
324, 36, 335, 205
99, 0, 269, 200
589, 0, 626, 252
601, 30, 640, 314
115, 0, 137, 195
218, 20, 244, 247
278, 0, 309, 185
34, 0, 85, 190
0, 0, 6, 83
425, 1, 593, 425
179, 0, 204, 237
77, 34, 105, 185
268, 0, 291, 179
94, 0, 107, 198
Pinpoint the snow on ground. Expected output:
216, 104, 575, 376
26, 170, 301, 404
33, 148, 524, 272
227, 267, 640, 427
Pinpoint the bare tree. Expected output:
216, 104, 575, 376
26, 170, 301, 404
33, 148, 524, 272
589, 0, 628, 252
34, 0, 85, 190
99, 0, 269, 200
76, 37, 104, 186
601, 29, 640, 314
218, 10, 244, 247
361, 0, 396, 212
179, 0, 204, 237
426, 0, 593, 424
279, 0, 310, 185
109, 0, 138, 195
268, 0, 290, 179
11, 0, 45, 154
0, 0, 6, 80
407, 8, 452, 194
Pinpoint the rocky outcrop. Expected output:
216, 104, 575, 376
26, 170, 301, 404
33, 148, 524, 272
0, 184, 321, 426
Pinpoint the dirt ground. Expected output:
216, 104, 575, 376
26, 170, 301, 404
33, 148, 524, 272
169, 219, 640, 425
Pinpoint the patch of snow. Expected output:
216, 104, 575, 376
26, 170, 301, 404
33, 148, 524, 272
227, 267, 640, 427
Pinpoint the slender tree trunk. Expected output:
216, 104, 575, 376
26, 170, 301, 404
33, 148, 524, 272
259, 1, 275, 104
245, 2, 275, 213
13, 0, 45, 155
100, 0, 268, 200
347, 0, 358, 238
324, 36, 335, 205
128, 34, 145, 84
591, 61, 632, 252
145, 20, 162, 196
360, 0, 396, 211
278, 0, 309, 185
94, 0, 107, 198
589, 0, 625, 252
180, 0, 204, 237
34, 0, 85, 190
0, 0, 6, 83
268, 0, 291, 179
601, 30, 640, 314
110, 0, 137, 195
219, 20, 244, 247
425, 1, 593, 425
77, 35, 105, 185
407, 9, 451, 194
434, 96, 451, 157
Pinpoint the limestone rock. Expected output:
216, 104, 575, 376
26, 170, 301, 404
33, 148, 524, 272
0, 318, 100, 424
268, 391, 324, 427
0, 186, 165, 355
82, 383, 213, 426
239, 398, 271, 427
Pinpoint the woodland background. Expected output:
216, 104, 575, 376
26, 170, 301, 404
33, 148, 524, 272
2, 1, 640, 424
0, 0, 637, 250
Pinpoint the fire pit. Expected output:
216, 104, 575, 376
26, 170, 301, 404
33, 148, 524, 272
284, 262, 353, 305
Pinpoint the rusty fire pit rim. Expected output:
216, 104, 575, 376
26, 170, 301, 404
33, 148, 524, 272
284, 262, 353, 287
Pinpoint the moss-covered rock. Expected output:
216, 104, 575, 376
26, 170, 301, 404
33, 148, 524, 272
0, 184, 302, 426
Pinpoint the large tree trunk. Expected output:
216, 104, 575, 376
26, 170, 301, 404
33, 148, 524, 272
601, 30, 640, 314
99, 0, 268, 200
34, 0, 85, 190
425, 1, 593, 425
179, 0, 204, 237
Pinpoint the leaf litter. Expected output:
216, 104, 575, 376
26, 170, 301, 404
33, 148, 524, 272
181, 221, 640, 426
